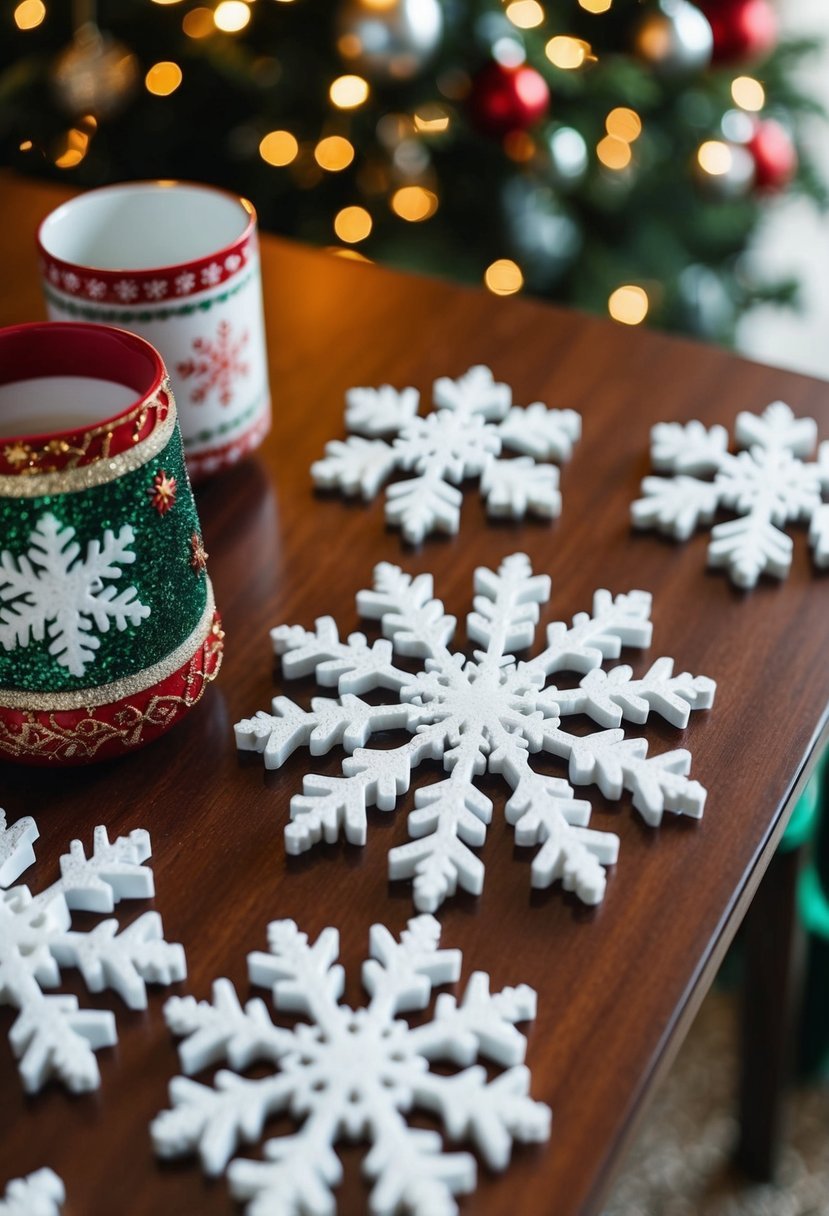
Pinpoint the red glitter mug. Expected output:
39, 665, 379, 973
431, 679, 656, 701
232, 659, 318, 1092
0, 321, 223, 764
38, 180, 271, 480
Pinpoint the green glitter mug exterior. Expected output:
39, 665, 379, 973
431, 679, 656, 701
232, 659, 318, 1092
0, 321, 223, 764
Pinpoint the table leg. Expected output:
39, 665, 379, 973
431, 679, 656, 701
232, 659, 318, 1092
735, 844, 805, 1182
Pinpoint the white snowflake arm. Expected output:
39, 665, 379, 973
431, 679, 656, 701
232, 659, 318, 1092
707, 514, 794, 588
432, 365, 511, 421
272, 616, 409, 692
649, 420, 729, 474
0, 812, 38, 888
345, 384, 420, 437
51, 826, 153, 913
10, 993, 116, 1094
524, 589, 653, 677
481, 459, 562, 521
50, 912, 185, 1010
497, 401, 581, 461
366, 1120, 475, 1216
311, 435, 399, 499
362, 914, 461, 1017
164, 980, 292, 1074
357, 562, 457, 659
0, 1169, 65, 1216
228, 1126, 343, 1216
235, 695, 412, 769
544, 658, 716, 729
248, 919, 345, 1024
385, 474, 464, 544
810, 502, 829, 568
631, 474, 722, 541
411, 971, 536, 1068
546, 727, 707, 826
735, 401, 817, 457
467, 553, 550, 663
153, 1071, 295, 1177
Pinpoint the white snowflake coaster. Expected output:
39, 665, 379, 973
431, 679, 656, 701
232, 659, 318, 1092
0, 815, 186, 1093
631, 402, 829, 588
0, 1169, 64, 1216
235, 553, 715, 912
0, 513, 150, 678
312, 365, 581, 543
152, 913, 551, 1216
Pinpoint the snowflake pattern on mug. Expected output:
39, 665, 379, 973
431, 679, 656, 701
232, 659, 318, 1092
176, 320, 250, 407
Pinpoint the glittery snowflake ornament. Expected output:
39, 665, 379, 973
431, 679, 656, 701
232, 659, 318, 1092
0, 513, 150, 678
631, 402, 829, 588
0, 810, 185, 1093
312, 365, 581, 542
236, 553, 715, 911
152, 913, 551, 1216
0, 1169, 64, 1216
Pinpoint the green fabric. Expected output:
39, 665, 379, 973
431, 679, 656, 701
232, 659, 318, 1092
0, 425, 206, 693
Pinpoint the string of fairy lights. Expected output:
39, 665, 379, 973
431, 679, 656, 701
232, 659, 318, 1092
12, 0, 783, 327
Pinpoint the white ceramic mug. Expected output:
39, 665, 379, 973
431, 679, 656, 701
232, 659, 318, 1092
37, 181, 271, 480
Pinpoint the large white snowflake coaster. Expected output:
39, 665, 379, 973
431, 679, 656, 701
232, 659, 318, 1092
152, 913, 551, 1216
0, 1169, 64, 1216
0, 815, 186, 1094
631, 402, 829, 588
235, 553, 715, 912
312, 365, 581, 542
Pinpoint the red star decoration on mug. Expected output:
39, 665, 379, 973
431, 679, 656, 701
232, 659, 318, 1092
189, 532, 208, 573
148, 470, 178, 515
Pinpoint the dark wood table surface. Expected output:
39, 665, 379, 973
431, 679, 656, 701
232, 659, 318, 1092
0, 173, 827, 1216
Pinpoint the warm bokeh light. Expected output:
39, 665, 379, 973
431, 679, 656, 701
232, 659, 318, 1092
314, 135, 355, 171
506, 0, 544, 29
329, 247, 372, 262
334, 206, 373, 243
606, 107, 642, 143
330, 75, 369, 109
484, 259, 524, 296
19, 139, 33, 151
596, 134, 632, 169
145, 62, 183, 96
579, 0, 612, 10
503, 130, 536, 162
14, 0, 45, 29
54, 128, 89, 170
608, 285, 649, 325
697, 140, 732, 175
259, 129, 299, 166
391, 186, 438, 222
545, 36, 591, 70
731, 76, 765, 112
214, 0, 250, 32
182, 7, 213, 37
150, 0, 185, 5
414, 104, 450, 134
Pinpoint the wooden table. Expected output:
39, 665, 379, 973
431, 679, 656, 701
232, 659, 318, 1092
1, 173, 827, 1216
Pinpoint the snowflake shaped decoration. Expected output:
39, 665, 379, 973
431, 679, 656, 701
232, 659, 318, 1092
0, 1169, 64, 1216
0, 513, 150, 679
312, 365, 581, 543
0, 809, 186, 1093
236, 553, 715, 912
177, 318, 249, 406
152, 912, 551, 1216
631, 402, 829, 588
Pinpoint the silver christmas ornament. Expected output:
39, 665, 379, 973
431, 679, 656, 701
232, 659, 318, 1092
502, 176, 582, 289
693, 140, 755, 199
678, 264, 735, 338
633, 0, 713, 75
52, 23, 138, 119
337, 0, 443, 82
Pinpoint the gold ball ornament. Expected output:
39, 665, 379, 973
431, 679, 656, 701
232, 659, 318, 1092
52, 24, 139, 120
633, 0, 713, 75
337, 0, 443, 82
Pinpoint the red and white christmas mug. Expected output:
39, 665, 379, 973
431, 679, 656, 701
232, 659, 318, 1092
0, 321, 223, 764
37, 181, 271, 481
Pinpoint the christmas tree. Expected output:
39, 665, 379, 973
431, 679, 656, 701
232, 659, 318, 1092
2, 0, 825, 342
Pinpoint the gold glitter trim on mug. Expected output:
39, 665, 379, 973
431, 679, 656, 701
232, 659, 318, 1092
0, 401, 178, 499
0, 580, 216, 710
0, 627, 222, 762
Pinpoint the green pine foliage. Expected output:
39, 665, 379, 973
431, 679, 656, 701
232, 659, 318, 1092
1, 0, 825, 342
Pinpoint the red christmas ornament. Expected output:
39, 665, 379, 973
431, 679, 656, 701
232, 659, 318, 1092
702, 0, 777, 64
747, 119, 797, 191
469, 61, 550, 138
